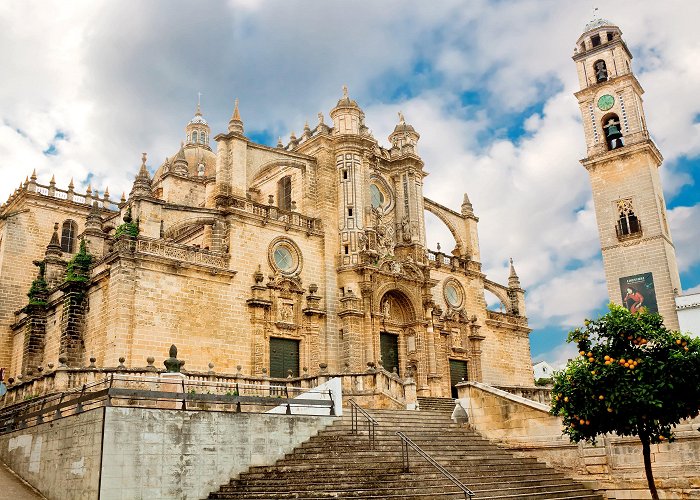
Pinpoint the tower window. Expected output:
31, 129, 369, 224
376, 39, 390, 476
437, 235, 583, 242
200, 133, 205, 144
607, 32, 614, 42
342, 169, 348, 180
594, 60, 608, 83
61, 220, 77, 253
591, 34, 601, 47
192, 131, 198, 143
348, 208, 353, 217
602, 114, 624, 150
277, 175, 292, 211
616, 199, 641, 238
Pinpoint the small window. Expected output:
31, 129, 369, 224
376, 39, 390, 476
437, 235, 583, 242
61, 220, 77, 253
342, 170, 348, 180
607, 32, 614, 42
192, 131, 198, 143
348, 208, 353, 217
199, 133, 205, 144
591, 34, 601, 47
580, 42, 585, 53
344, 245, 349, 255
277, 175, 292, 211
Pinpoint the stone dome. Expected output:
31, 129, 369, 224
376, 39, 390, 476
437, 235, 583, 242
152, 145, 217, 180
583, 17, 616, 33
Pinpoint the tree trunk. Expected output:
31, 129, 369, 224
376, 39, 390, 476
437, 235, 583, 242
639, 432, 659, 500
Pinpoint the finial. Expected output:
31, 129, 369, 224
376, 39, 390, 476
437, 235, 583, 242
277, 136, 284, 148
290, 131, 297, 141
233, 98, 240, 120
50, 174, 56, 185
121, 191, 126, 203
508, 257, 521, 288
318, 112, 324, 125
342, 85, 349, 98
68, 177, 74, 190
196, 91, 202, 114
398, 111, 405, 124
103, 186, 110, 199
304, 121, 310, 132
86, 183, 92, 194
30, 169, 37, 181
142, 152, 147, 166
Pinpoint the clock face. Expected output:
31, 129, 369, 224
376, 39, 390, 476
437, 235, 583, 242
597, 94, 615, 111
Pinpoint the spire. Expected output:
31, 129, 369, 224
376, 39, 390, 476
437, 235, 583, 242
30, 169, 37, 181
85, 201, 103, 231
228, 98, 244, 135
461, 192, 474, 216
68, 177, 74, 190
171, 142, 189, 176
45, 222, 62, 258
277, 136, 284, 148
508, 258, 521, 288
130, 152, 153, 198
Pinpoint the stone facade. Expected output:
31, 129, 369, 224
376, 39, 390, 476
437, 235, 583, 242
574, 18, 682, 329
0, 90, 532, 396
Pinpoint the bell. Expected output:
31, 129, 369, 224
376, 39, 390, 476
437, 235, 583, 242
605, 123, 622, 140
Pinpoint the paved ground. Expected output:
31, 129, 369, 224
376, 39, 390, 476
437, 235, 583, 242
0, 461, 44, 499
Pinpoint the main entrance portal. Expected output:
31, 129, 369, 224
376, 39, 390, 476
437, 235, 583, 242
449, 359, 468, 398
380, 332, 399, 374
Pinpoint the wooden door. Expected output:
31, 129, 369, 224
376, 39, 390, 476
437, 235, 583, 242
270, 337, 300, 378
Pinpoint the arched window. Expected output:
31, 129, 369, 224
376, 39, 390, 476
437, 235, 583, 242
602, 113, 624, 150
200, 133, 206, 144
616, 198, 641, 238
594, 59, 608, 83
277, 175, 292, 211
61, 220, 77, 253
192, 130, 198, 143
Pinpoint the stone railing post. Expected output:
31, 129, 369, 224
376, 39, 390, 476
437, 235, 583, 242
53, 357, 70, 392
404, 378, 417, 410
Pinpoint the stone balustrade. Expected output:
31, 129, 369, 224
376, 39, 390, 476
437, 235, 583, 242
0, 358, 414, 410
228, 197, 322, 234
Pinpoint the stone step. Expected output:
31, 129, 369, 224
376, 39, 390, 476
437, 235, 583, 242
205, 405, 602, 500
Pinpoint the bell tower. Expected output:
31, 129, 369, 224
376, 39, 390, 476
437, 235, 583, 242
573, 16, 682, 329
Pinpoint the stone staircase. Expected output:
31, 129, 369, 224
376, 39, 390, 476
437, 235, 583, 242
206, 408, 603, 499
417, 396, 458, 413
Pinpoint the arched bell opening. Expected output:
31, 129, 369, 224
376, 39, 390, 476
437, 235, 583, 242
593, 59, 608, 83
602, 113, 624, 151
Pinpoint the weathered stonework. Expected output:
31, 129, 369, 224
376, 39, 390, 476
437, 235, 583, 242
0, 92, 533, 394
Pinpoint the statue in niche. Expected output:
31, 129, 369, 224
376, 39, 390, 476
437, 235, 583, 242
280, 302, 293, 322
391, 261, 402, 274
358, 231, 368, 251
382, 298, 391, 319
401, 215, 412, 243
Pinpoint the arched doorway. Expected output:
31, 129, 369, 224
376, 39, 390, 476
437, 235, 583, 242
377, 290, 417, 377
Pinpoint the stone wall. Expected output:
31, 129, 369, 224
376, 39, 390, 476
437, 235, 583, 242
0, 407, 104, 500
458, 381, 700, 499
0, 407, 335, 500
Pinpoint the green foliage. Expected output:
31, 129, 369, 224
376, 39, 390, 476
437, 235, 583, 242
114, 206, 139, 239
534, 377, 553, 386
551, 304, 700, 446
65, 239, 93, 283
27, 277, 48, 305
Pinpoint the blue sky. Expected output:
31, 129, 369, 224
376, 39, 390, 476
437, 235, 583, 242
1, 0, 699, 367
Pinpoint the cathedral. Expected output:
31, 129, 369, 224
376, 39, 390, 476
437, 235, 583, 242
0, 88, 533, 397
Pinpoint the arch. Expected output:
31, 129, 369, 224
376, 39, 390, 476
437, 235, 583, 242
60, 219, 77, 253
374, 284, 419, 324
163, 216, 219, 241
192, 130, 198, 143
423, 198, 467, 257
483, 279, 511, 313
250, 159, 308, 186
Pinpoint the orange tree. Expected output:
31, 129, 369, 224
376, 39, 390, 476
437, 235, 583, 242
550, 304, 700, 500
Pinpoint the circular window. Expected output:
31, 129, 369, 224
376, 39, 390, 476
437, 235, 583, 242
370, 184, 385, 209
268, 238, 302, 275
443, 280, 464, 309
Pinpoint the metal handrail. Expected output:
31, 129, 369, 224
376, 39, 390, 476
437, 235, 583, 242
348, 399, 378, 450
396, 431, 474, 499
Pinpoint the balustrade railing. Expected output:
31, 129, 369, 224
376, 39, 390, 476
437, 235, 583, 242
229, 197, 322, 233
348, 398, 378, 450
396, 431, 474, 499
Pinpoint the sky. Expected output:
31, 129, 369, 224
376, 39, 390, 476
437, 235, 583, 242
1, 0, 699, 368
